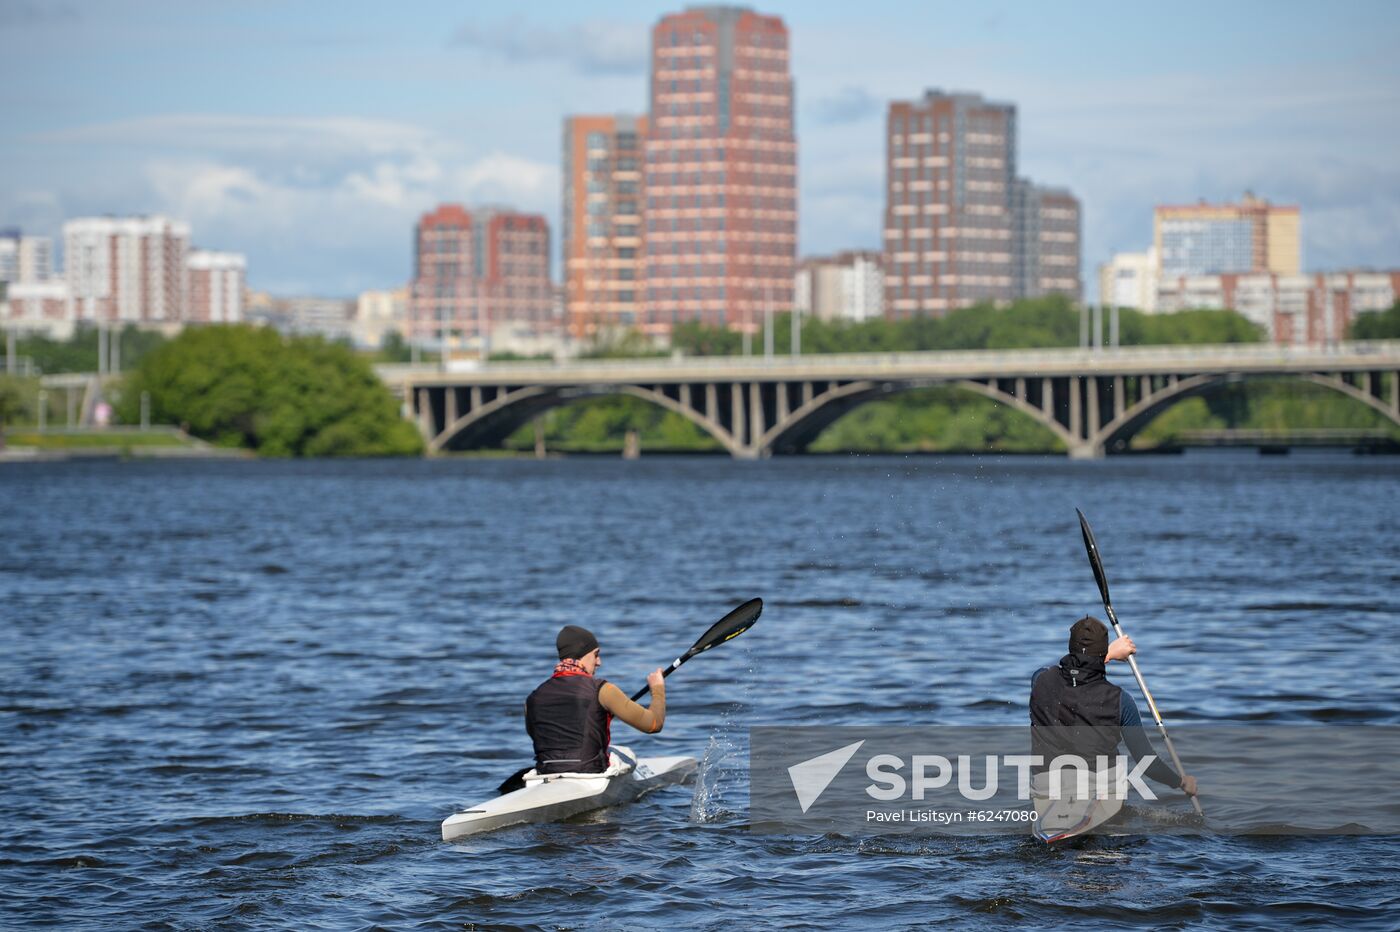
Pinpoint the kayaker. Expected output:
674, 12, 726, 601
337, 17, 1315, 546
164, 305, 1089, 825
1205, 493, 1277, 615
525, 624, 666, 774
1030, 616, 1198, 797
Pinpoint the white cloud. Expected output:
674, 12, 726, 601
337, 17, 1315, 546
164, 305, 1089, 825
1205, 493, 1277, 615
25, 114, 557, 294
34, 114, 437, 158
451, 16, 648, 76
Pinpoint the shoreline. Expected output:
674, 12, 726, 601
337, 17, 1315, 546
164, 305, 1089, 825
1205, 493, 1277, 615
0, 445, 254, 463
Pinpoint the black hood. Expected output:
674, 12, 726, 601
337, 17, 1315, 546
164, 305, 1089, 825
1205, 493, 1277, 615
1057, 652, 1106, 686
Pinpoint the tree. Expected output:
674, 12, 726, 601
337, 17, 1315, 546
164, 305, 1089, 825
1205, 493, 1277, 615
578, 328, 666, 359
118, 325, 423, 456
17, 325, 169, 375
0, 376, 31, 452
1349, 301, 1400, 339
1118, 308, 1263, 345
379, 330, 412, 363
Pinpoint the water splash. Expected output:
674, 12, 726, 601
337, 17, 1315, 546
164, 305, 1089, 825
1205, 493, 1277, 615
690, 642, 753, 823
689, 729, 740, 823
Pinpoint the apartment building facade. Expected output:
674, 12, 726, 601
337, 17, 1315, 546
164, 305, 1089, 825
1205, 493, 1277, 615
882, 89, 1081, 317
794, 251, 884, 321
410, 204, 552, 345
0, 231, 54, 285
562, 114, 648, 339
186, 250, 246, 324
64, 215, 191, 323
1154, 193, 1300, 278
644, 5, 796, 333
1155, 269, 1400, 343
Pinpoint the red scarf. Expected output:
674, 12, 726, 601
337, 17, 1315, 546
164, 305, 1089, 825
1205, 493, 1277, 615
552, 657, 592, 678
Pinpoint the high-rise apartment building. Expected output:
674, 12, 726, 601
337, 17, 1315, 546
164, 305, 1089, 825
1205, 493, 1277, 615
410, 204, 552, 346
794, 251, 884, 321
64, 216, 190, 323
1013, 182, 1082, 302
562, 114, 648, 339
186, 250, 246, 323
1154, 193, 1300, 279
1097, 248, 1159, 312
0, 229, 15, 284
645, 5, 796, 333
883, 90, 1081, 317
884, 90, 1017, 316
0, 231, 54, 284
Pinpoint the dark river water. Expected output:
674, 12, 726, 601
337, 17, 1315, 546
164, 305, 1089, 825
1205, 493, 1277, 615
3, 453, 1399, 929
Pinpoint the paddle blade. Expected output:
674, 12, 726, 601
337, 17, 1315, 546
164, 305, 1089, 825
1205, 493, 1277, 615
497, 766, 531, 796
686, 598, 763, 658
1076, 509, 1112, 607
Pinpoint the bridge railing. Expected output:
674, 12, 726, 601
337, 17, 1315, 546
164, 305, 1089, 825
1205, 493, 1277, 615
376, 340, 1400, 383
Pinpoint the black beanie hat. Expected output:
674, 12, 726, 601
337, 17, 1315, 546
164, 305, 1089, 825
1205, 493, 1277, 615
1069, 616, 1109, 660
556, 625, 599, 660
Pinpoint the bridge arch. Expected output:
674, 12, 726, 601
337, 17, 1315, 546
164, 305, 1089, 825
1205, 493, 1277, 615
426, 383, 745, 456
759, 378, 1077, 455
1093, 371, 1400, 454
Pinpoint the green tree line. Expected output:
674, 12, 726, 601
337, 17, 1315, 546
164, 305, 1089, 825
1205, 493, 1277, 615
5, 298, 1396, 456
11, 325, 170, 375
668, 296, 1262, 357
119, 325, 421, 456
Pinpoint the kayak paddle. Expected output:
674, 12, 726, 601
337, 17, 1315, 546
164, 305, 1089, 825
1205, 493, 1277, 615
628, 597, 762, 702
496, 598, 763, 795
1076, 509, 1203, 817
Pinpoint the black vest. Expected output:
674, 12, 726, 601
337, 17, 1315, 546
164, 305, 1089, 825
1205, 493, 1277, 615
1029, 654, 1122, 772
525, 674, 612, 774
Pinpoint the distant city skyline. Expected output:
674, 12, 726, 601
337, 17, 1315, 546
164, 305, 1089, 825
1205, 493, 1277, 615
1, 0, 1397, 300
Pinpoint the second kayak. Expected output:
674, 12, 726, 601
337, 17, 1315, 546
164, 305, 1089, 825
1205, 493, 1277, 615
442, 746, 697, 842
1031, 766, 1126, 843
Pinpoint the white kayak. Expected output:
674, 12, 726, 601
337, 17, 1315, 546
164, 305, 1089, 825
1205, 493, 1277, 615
1031, 766, 1126, 844
441, 746, 697, 842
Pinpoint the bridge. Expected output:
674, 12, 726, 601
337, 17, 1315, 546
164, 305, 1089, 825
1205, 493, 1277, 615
1169, 428, 1400, 451
384, 340, 1400, 459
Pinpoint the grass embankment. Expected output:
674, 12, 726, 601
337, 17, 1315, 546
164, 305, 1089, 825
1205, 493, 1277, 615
8, 429, 196, 450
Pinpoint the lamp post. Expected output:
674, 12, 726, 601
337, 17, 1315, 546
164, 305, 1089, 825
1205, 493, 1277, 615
763, 283, 774, 359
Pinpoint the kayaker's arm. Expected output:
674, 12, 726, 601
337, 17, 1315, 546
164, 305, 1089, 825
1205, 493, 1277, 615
599, 678, 666, 734
1120, 692, 1185, 788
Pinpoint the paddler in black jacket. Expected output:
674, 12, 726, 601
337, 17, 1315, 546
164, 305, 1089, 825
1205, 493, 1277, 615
525, 625, 666, 774
1030, 616, 1198, 797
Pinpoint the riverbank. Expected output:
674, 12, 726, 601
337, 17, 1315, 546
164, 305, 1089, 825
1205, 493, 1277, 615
0, 427, 253, 462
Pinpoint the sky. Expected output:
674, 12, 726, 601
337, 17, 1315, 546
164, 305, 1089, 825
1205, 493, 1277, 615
2, 0, 1398, 300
